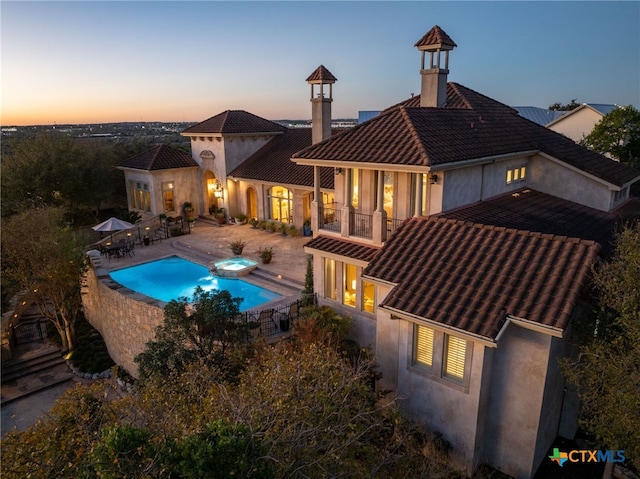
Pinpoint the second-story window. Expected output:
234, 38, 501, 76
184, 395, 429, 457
506, 166, 526, 185
351, 168, 360, 209
383, 172, 394, 217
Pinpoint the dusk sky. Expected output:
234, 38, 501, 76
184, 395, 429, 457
2, 1, 639, 126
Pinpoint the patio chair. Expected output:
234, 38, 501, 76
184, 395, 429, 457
258, 309, 277, 336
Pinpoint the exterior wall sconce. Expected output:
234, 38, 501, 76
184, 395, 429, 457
430, 173, 439, 184
213, 179, 224, 198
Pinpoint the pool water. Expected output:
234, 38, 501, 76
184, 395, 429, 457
109, 256, 280, 310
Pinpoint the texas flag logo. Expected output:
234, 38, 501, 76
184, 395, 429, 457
549, 448, 569, 467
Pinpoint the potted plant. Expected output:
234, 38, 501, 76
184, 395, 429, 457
303, 219, 312, 236
159, 213, 167, 223
249, 217, 259, 228
229, 239, 247, 256
210, 206, 225, 225
288, 224, 299, 237
235, 213, 247, 225
267, 221, 277, 233
257, 247, 274, 264
183, 202, 196, 221
279, 222, 288, 236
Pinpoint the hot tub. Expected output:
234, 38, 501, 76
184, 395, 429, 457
211, 257, 258, 277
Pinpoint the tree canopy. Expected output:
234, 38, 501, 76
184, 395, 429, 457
0, 132, 126, 222
1, 207, 88, 351
580, 105, 640, 168
563, 223, 640, 464
134, 286, 251, 381
1, 308, 461, 478
549, 99, 581, 111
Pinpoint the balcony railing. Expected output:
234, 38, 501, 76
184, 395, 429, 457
386, 217, 404, 238
319, 205, 341, 232
351, 212, 373, 239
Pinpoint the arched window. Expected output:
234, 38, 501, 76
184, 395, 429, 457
268, 186, 292, 223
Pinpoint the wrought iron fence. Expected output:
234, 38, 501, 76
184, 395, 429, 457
351, 212, 373, 239
11, 319, 48, 345
320, 205, 341, 232
238, 294, 317, 342
386, 217, 404, 239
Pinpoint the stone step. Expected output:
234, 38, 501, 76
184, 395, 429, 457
2, 351, 66, 383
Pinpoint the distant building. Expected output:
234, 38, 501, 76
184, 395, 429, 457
546, 103, 618, 142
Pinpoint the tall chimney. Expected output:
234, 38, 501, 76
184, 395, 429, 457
415, 26, 456, 108
306, 65, 337, 144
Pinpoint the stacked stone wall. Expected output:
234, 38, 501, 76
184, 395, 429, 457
82, 252, 164, 378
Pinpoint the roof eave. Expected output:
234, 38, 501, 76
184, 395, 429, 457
379, 305, 498, 348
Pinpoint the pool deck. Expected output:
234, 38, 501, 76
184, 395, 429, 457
95, 219, 312, 294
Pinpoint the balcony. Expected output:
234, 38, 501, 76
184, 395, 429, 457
318, 203, 403, 243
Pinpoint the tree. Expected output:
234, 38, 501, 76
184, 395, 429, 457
1, 207, 87, 351
549, 99, 581, 111
563, 223, 640, 467
1, 132, 126, 222
580, 105, 640, 168
135, 286, 250, 380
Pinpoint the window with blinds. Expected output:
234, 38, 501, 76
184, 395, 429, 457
414, 324, 434, 367
444, 335, 467, 380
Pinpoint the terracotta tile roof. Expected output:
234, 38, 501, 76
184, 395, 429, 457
228, 128, 335, 189
118, 144, 198, 171
306, 65, 337, 83
414, 25, 457, 49
304, 236, 380, 262
363, 217, 601, 340
439, 188, 640, 257
292, 82, 640, 187
182, 110, 287, 135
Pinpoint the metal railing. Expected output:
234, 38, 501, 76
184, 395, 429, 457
386, 217, 404, 238
351, 212, 373, 239
319, 205, 341, 232
238, 294, 317, 342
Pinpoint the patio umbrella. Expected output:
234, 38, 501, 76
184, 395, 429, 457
92, 217, 134, 243
92, 217, 134, 232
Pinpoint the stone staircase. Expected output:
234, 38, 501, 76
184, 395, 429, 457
1, 341, 74, 406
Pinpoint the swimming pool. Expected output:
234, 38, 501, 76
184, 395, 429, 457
109, 256, 280, 310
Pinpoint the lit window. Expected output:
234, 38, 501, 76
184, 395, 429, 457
351, 168, 359, 209
362, 280, 375, 313
414, 324, 434, 367
162, 181, 175, 213
268, 186, 292, 223
324, 258, 336, 300
343, 264, 356, 307
506, 166, 526, 185
444, 335, 467, 381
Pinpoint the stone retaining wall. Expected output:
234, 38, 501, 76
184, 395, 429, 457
82, 252, 164, 378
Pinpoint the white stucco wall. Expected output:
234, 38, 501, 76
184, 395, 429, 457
392, 318, 489, 475
483, 323, 552, 479
528, 155, 613, 211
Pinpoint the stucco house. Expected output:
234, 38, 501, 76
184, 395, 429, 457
291, 26, 639, 478
115, 25, 640, 478
118, 67, 339, 228
546, 103, 618, 142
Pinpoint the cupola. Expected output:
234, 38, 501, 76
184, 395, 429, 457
306, 65, 337, 144
415, 25, 456, 107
